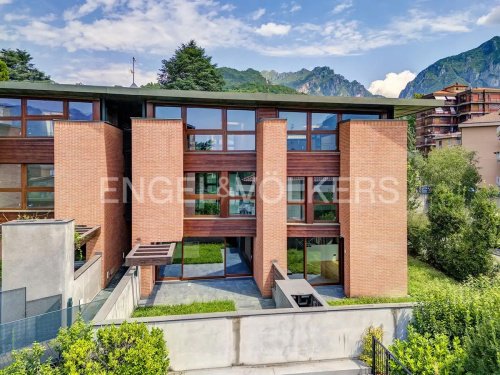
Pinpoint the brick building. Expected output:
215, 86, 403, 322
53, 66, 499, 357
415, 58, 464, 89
0, 82, 440, 298
415, 83, 500, 154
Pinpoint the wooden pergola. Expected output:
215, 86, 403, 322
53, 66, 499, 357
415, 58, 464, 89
125, 243, 176, 266
75, 224, 101, 244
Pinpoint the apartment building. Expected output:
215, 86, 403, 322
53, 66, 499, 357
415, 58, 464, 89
416, 83, 500, 154
0, 82, 440, 298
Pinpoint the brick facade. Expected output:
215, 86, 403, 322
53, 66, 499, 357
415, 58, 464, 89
131, 119, 184, 296
255, 118, 288, 296
339, 120, 407, 297
54, 121, 127, 286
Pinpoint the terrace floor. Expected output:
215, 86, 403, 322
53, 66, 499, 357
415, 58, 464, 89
144, 278, 345, 311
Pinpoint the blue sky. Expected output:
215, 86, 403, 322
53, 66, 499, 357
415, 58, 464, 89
0, 0, 499, 96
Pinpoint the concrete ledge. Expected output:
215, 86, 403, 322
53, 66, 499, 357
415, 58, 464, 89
74, 253, 102, 280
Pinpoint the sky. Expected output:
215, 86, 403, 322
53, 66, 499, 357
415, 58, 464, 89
0, 0, 499, 97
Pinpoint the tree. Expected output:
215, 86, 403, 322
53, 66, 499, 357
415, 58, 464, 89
158, 40, 224, 91
0, 60, 8, 81
0, 49, 50, 81
422, 146, 481, 201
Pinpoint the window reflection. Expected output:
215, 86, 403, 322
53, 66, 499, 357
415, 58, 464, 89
342, 113, 379, 121
0, 98, 21, 117
227, 134, 255, 151
155, 106, 182, 119
312, 113, 337, 130
279, 111, 307, 131
27, 164, 54, 187
227, 110, 255, 131
0, 120, 21, 136
187, 134, 223, 151
229, 172, 255, 197
311, 134, 336, 151
69, 102, 93, 120
0, 164, 21, 188
27, 100, 63, 116
287, 134, 307, 151
27, 120, 54, 137
186, 108, 222, 129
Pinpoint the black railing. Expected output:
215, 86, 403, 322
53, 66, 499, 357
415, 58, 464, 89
372, 336, 412, 375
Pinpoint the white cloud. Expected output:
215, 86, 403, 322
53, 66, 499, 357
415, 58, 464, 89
0, 0, 12, 5
332, 0, 353, 15
290, 3, 301, 13
368, 70, 416, 98
477, 6, 500, 25
255, 22, 291, 37
251, 8, 266, 21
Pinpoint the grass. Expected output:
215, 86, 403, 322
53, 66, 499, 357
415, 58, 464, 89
132, 300, 236, 317
287, 248, 321, 275
173, 242, 224, 265
328, 256, 458, 306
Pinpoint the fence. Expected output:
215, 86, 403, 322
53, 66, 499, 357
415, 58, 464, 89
0, 288, 26, 324
372, 336, 412, 375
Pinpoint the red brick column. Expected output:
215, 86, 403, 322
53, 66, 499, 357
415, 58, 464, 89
339, 120, 407, 297
131, 119, 184, 297
54, 121, 126, 286
255, 118, 287, 297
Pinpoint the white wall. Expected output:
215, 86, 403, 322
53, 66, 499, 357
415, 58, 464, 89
73, 254, 102, 305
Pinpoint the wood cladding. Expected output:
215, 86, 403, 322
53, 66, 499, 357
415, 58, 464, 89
184, 218, 256, 237
287, 152, 340, 176
184, 153, 256, 171
257, 108, 278, 121
0, 139, 54, 163
287, 224, 340, 237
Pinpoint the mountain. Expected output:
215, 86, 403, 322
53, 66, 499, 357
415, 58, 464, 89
218, 66, 374, 97
262, 67, 373, 97
400, 36, 500, 98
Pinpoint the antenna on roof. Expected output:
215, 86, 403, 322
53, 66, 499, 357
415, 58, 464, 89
130, 57, 138, 88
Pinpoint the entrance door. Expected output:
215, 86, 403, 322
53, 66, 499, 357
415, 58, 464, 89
225, 237, 252, 276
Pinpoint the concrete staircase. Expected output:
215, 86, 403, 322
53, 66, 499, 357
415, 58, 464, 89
169, 359, 371, 375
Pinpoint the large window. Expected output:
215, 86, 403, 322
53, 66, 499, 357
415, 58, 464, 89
184, 171, 256, 217
0, 97, 96, 137
154, 105, 256, 151
287, 176, 338, 223
0, 164, 54, 209
287, 237, 341, 285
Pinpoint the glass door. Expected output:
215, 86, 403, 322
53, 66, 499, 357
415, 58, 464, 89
225, 237, 252, 276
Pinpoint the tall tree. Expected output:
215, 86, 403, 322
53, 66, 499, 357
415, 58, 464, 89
0, 60, 8, 81
158, 40, 224, 91
0, 49, 50, 81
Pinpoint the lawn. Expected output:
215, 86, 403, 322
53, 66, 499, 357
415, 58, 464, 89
132, 300, 236, 317
287, 248, 321, 275
328, 256, 458, 306
173, 242, 224, 265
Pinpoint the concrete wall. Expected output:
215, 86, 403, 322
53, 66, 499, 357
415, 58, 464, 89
73, 254, 102, 305
461, 125, 499, 186
95, 303, 412, 372
1, 220, 75, 306
93, 267, 140, 321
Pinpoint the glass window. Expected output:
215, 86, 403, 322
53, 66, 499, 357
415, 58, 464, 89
155, 106, 182, 119
306, 237, 339, 284
182, 238, 225, 278
311, 134, 336, 151
69, 102, 93, 120
0, 120, 21, 136
187, 134, 223, 151
0, 98, 21, 117
287, 134, 307, 151
313, 204, 337, 221
312, 113, 337, 130
0, 164, 21, 188
158, 242, 182, 278
287, 238, 304, 279
227, 110, 255, 131
229, 172, 255, 197
0, 192, 22, 209
225, 237, 252, 276
186, 108, 222, 129
27, 120, 53, 137
227, 134, 255, 151
185, 199, 221, 215
229, 199, 255, 216
185, 172, 219, 195
287, 177, 305, 201
342, 113, 379, 121
287, 205, 304, 221
27, 100, 63, 116
27, 164, 54, 187
280, 111, 307, 131
313, 177, 336, 202
27, 192, 54, 209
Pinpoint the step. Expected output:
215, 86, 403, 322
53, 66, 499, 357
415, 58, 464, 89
169, 358, 371, 375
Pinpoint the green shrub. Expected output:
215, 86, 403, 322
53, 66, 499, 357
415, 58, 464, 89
463, 317, 500, 374
1, 343, 58, 375
359, 326, 383, 367
408, 211, 429, 257
390, 327, 465, 375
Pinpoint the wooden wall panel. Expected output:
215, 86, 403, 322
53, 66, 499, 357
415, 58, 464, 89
287, 224, 340, 237
184, 218, 256, 237
0, 139, 54, 163
184, 153, 256, 171
287, 152, 340, 176
257, 108, 278, 121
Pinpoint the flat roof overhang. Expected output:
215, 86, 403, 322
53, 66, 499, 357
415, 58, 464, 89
0, 82, 444, 117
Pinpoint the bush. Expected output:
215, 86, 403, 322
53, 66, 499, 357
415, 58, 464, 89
408, 212, 429, 256
359, 326, 383, 367
463, 317, 500, 374
1, 343, 57, 375
390, 327, 465, 375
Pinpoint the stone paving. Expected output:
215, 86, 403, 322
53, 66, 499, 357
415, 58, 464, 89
144, 277, 276, 310
314, 284, 345, 301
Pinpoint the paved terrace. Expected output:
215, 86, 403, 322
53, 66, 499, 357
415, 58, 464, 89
144, 278, 344, 311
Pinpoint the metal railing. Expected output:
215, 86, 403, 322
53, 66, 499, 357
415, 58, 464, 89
372, 336, 412, 375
